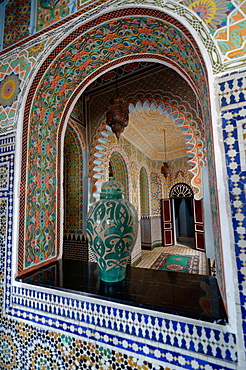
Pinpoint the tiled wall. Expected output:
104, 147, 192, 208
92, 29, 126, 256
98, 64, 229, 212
218, 70, 246, 349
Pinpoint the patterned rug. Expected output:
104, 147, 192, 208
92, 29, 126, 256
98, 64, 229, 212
150, 253, 200, 274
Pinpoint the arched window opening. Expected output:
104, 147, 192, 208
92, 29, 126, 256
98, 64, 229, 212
16, 9, 227, 326
139, 167, 149, 217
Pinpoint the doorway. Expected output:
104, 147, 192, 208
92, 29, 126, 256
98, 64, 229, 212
161, 183, 205, 251
173, 197, 195, 249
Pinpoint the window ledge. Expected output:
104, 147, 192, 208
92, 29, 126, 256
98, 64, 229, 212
16, 259, 227, 325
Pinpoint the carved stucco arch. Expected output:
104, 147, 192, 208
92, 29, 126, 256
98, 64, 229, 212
18, 7, 213, 273
127, 93, 205, 196
91, 93, 205, 199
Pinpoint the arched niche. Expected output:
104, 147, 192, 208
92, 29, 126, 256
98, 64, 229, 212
63, 122, 84, 238
139, 166, 150, 217
150, 171, 162, 216
109, 151, 129, 200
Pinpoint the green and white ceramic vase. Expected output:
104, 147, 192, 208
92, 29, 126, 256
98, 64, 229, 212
86, 180, 138, 283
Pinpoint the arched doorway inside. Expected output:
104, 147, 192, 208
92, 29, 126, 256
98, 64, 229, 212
161, 183, 205, 251
170, 183, 195, 249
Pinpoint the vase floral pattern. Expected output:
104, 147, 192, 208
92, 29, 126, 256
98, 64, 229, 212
87, 180, 138, 282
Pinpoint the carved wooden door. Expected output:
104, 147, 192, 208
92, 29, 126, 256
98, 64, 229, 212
160, 199, 174, 246
193, 199, 205, 251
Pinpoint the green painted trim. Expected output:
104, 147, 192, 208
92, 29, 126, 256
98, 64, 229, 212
152, 243, 162, 249
142, 243, 163, 250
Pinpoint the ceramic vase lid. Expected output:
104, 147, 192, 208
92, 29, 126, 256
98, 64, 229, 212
100, 179, 125, 199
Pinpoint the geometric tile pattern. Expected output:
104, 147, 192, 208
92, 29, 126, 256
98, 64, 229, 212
10, 284, 237, 363
0, 134, 14, 315
0, 40, 53, 133
0, 162, 10, 191
151, 215, 162, 247
214, 1, 246, 62
140, 217, 152, 248
221, 102, 246, 349
109, 150, 129, 200
0, 317, 236, 370
129, 160, 139, 212
0, 198, 7, 278
0, 66, 27, 132
218, 73, 246, 108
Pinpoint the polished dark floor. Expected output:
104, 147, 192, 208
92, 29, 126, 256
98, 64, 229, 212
17, 259, 227, 324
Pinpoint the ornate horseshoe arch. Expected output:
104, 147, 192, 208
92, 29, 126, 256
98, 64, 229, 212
90, 91, 205, 199
18, 8, 213, 274
126, 93, 205, 198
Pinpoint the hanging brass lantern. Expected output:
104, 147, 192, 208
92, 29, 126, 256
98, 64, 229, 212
106, 74, 129, 139
161, 162, 171, 178
161, 129, 171, 178
106, 95, 129, 139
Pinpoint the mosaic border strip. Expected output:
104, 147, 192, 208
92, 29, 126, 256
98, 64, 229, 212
0, 316, 237, 370
10, 284, 237, 363
6, 305, 237, 369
